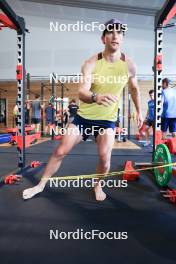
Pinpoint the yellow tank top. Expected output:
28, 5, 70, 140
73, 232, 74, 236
78, 53, 128, 121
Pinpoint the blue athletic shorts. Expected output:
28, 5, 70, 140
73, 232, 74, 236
46, 120, 53, 125
146, 119, 154, 127
31, 118, 41, 124
161, 117, 176, 133
72, 114, 116, 141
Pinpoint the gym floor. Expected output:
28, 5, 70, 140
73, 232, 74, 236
0, 140, 176, 264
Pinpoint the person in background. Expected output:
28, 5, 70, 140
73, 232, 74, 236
30, 94, 44, 133
25, 100, 30, 125
55, 109, 62, 127
44, 102, 56, 136
161, 78, 176, 139
68, 99, 79, 123
63, 108, 69, 127
13, 99, 18, 127
143, 89, 154, 147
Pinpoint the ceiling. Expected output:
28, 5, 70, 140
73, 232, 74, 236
19, 0, 166, 16
3, 0, 173, 31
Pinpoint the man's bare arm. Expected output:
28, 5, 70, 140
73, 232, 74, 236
78, 56, 97, 104
128, 76, 141, 114
127, 58, 143, 127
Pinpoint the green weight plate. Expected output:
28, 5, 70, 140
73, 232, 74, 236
154, 144, 172, 187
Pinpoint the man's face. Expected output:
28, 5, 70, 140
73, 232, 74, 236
162, 82, 168, 89
102, 29, 124, 52
149, 93, 154, 100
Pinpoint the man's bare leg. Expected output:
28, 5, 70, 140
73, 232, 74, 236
44, 125, 48, 136
94, 128, 115, 201
144, 126, 150, 142
172, 132, 176, 137
143, 126, 152, 146
36, 123, 40, 133
162, 131, 167, 140
23, 124, 82, 199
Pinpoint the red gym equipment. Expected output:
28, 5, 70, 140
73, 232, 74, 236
7, 126, 41, 149
123, 161, 140, 181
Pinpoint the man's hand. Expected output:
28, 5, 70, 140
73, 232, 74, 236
136, 112, 143, 128
96, 94, 118, 107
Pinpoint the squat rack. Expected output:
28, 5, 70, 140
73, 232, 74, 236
1, 0, 175, 167
153, 0, 176, 158
0, 0, 27, 168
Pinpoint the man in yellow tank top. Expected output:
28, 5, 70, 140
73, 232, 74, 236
23, 19, 143, 201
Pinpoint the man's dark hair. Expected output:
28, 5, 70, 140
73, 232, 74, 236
35, 94, 40, 99
162, 78, 170, 86
149, 89, 154, 95
70, 99, 76, 104
102, 24, 125, 37
102, 19, 126, 37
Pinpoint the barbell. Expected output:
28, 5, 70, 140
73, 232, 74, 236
135, 144, 176, 187
23, 143, 176, 188
26, 96, 65, 105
